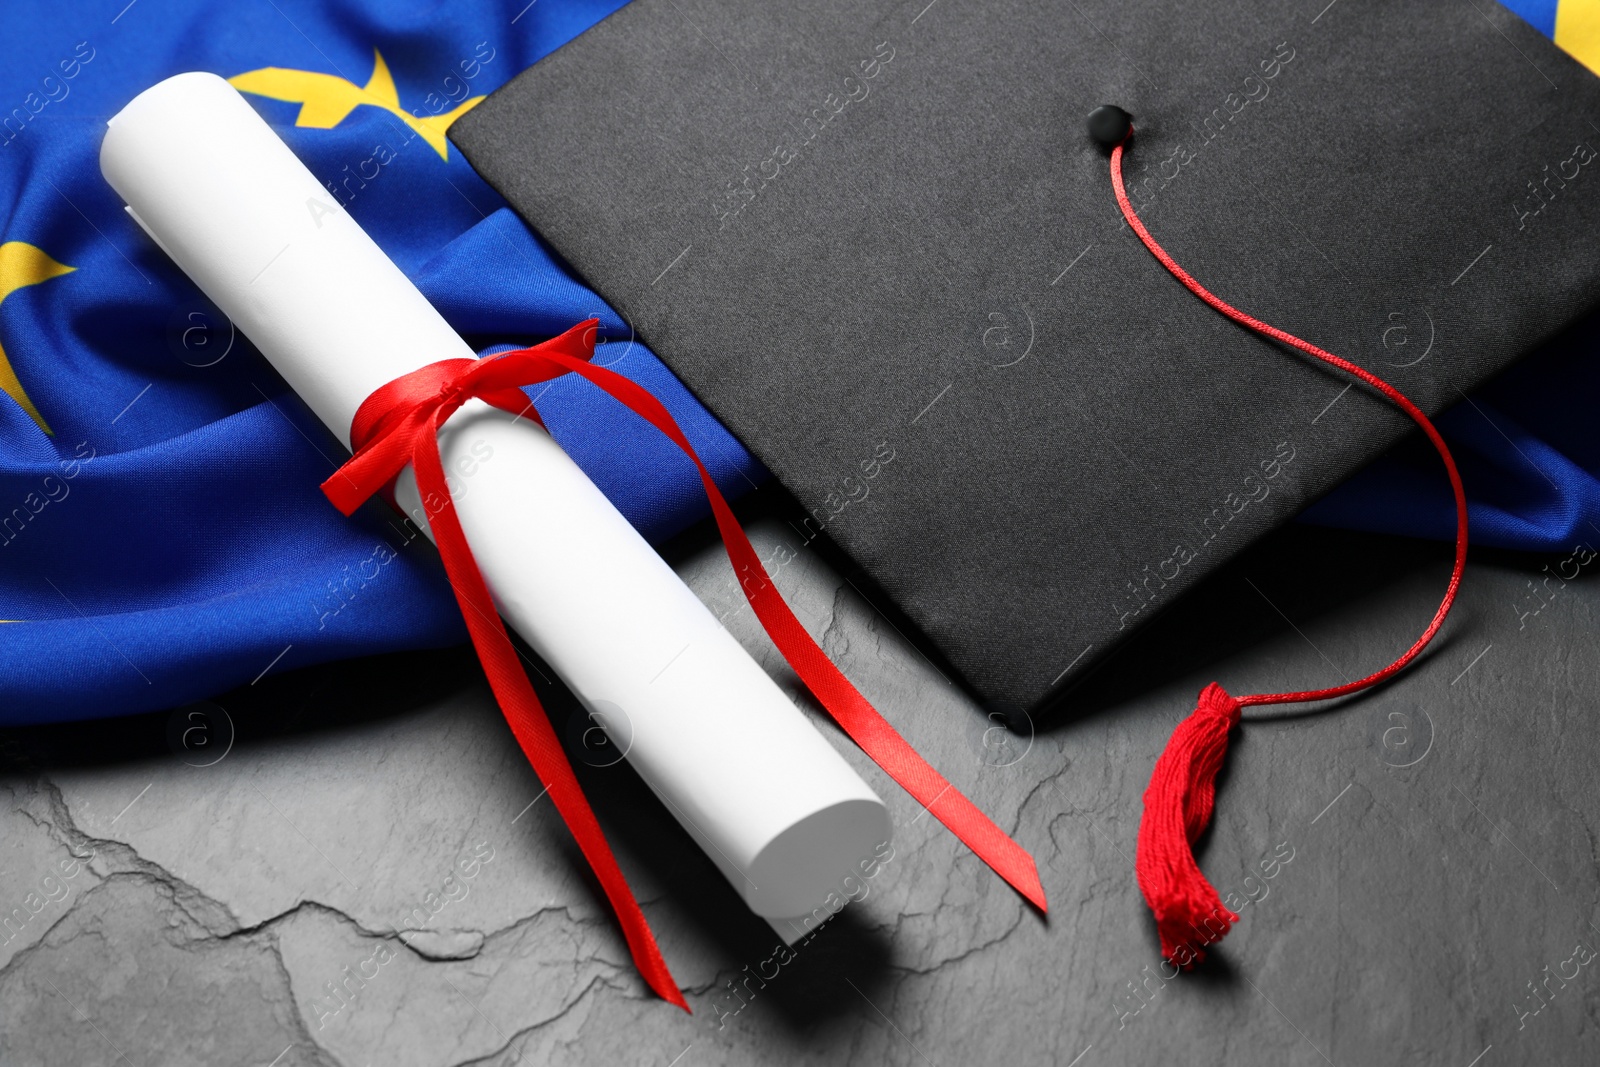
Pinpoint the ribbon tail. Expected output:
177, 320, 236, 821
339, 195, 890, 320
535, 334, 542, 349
467, 319, 599, 395
901, 750, 1047, 910
1135, 682, 1241, 964
410, 412, 687, 1011
543, 354, 1048, 912
727, 513, 1047, 911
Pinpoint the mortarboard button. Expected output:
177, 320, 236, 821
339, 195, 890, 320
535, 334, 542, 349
1086, 104, 1132, 147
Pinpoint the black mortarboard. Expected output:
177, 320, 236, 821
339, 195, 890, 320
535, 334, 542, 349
450, 0, 1600, 719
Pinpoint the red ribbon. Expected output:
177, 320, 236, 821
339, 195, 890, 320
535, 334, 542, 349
1109, 133, 1470, 964
321, 321, 1046, 1008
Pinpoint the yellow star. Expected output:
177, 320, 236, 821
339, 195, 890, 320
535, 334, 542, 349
0, 241, 75, 436
1557, 0, 1600, 75
229, 49, 485, 160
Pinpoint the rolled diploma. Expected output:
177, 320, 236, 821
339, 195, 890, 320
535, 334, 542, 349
100, 72, 889, 932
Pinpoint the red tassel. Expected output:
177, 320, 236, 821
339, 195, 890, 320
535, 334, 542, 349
1135, 683, 1242, 965
1108, 127, 1469, 967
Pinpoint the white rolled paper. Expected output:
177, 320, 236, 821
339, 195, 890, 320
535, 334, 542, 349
100, 72, 890, 933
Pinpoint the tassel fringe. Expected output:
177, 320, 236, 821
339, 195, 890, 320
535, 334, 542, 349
1135, 682, 1242, 965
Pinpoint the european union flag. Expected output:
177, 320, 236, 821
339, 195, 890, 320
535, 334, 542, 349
0, 1, 767, 722
1, 0, 1597, 724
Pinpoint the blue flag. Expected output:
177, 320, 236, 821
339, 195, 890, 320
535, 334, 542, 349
0, 0, 1595, 724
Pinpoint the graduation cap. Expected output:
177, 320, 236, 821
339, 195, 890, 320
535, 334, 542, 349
449, 0, 1600, 958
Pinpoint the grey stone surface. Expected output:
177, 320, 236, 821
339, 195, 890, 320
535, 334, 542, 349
3, 491, 1599, 1066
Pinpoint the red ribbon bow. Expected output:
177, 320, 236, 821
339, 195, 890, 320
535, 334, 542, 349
321, 321, 1046, 1008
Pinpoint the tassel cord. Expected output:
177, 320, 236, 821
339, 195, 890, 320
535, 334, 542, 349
1111, 129, 1470, 964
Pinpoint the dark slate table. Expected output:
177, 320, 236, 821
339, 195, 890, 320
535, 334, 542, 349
2, 486, 1595, 1066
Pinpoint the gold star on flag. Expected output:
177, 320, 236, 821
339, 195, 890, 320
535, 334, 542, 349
0, 241, 75, 435
229, 49, 484, 160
